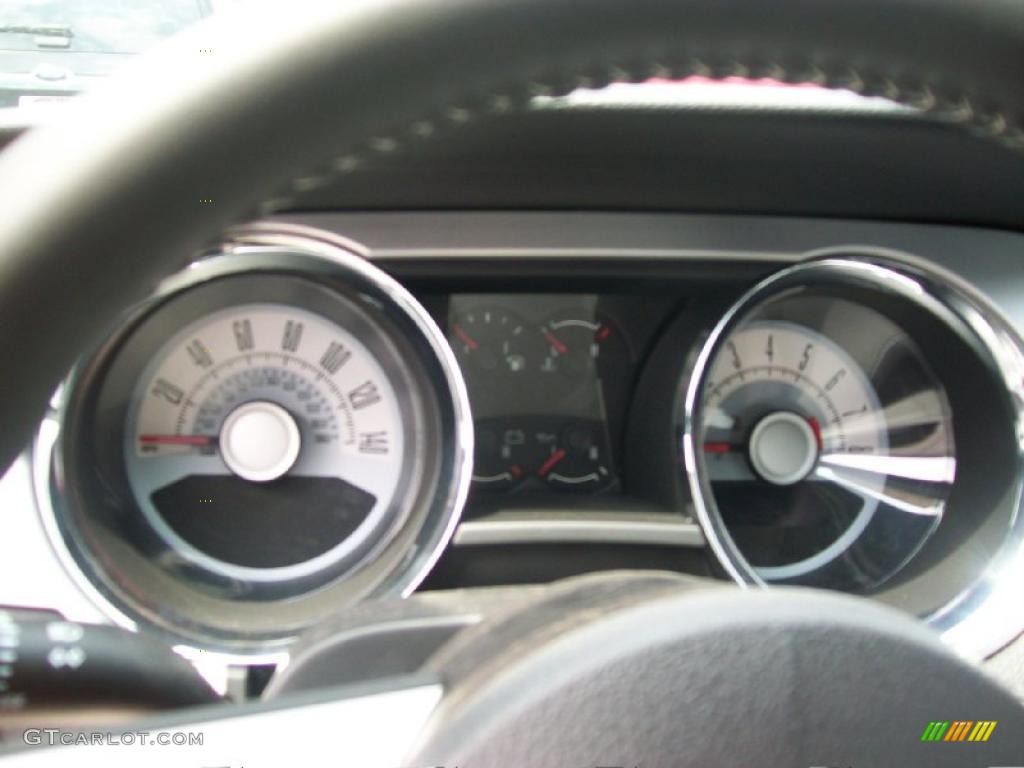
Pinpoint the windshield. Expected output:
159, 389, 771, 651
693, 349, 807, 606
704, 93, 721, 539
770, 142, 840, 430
0, 0, 214, 109
0, 2, 894, 115
1, 1, 208, 53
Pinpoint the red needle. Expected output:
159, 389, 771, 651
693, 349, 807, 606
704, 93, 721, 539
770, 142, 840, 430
543, 330, 568, 355
703, 442, 734, 454
139, 434, 215, 446
452, 323, 479, 351
807, 417, 823, 451
538, 449, 567, 477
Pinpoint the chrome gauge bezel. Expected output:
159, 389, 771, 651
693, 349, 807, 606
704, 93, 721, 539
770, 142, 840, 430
683, 248, 1024, 659
33, 223, 474, 657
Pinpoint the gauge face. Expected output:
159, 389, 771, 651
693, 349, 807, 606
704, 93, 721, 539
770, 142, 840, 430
450, 308, 540, 378
704, 321, 889, 581
538, 420, 614, 490
540, 318, 626, 375
694, 305, 956, 592
126, 303, 405, 581
471, 416, 615, 493
43, 245, 471, 654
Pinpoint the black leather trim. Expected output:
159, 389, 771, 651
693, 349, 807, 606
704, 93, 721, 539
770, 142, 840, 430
2, 0, 1024, 468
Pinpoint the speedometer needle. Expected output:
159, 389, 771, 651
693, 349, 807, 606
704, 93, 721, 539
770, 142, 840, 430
139, 434, 217, 446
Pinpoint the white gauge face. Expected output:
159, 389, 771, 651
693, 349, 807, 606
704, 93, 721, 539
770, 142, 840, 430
126, 303, 406, 581
703, 320, 891, 580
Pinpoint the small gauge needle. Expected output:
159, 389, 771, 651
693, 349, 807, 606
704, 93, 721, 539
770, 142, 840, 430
538, 449, 567, 476
452, 323, 479, 351
543, 330, 568, 355
139, 434, 216, 447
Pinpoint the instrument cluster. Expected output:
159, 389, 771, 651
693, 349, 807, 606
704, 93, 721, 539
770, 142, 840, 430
30, 223, 1024, 662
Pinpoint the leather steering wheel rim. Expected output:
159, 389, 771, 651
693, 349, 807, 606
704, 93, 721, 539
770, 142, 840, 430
1, 0, 1024, 470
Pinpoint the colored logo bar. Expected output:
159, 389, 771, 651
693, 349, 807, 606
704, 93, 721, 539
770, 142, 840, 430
921, 721, 997, 742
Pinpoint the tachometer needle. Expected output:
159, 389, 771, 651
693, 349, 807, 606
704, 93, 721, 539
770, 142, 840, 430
139, 434, 217, 447
452, 323, 479, 351
806, 416, 823, 451
703, 442, 735, 454
538, 449, 567, 476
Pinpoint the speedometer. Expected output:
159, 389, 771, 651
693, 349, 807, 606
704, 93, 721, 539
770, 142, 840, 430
127, 304, 405, 581
36, 228, 472, 655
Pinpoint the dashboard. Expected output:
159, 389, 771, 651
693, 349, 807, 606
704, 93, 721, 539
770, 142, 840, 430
3, 210, 1024, 673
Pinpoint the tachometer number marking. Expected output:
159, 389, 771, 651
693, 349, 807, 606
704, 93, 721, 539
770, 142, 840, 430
824, 368, 847, 391
186, 340, 213, 368
281, 320, 304, 352
727, 340, 742, 370
320, 341, 352, 374
233, 319, 254, 352
349, 380, 382, 410
152, 378, 184, 404
798, 343, 813, 372
358, 431, 389, 455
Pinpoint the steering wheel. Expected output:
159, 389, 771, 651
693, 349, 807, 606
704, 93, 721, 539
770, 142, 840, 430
2, 0, 1024, 765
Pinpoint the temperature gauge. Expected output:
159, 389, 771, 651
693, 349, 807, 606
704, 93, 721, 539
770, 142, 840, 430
539, 317, 631, 381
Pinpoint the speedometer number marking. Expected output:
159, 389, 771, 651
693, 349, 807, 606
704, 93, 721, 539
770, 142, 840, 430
152, 378, 184, 404
187, 339, 213, 368
349, 380, 382, 410
358, 431, 389, 454
320, 341, 351, 374
281, 320, 304, 352
233, 319, 254, 351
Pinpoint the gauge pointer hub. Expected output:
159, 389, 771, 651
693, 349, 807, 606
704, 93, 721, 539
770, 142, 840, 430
219, 400, 301, 483
747, 411, 820, 486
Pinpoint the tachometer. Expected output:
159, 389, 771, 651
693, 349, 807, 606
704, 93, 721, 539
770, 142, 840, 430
685, 258, 959, 593
702, 321, 894, 581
